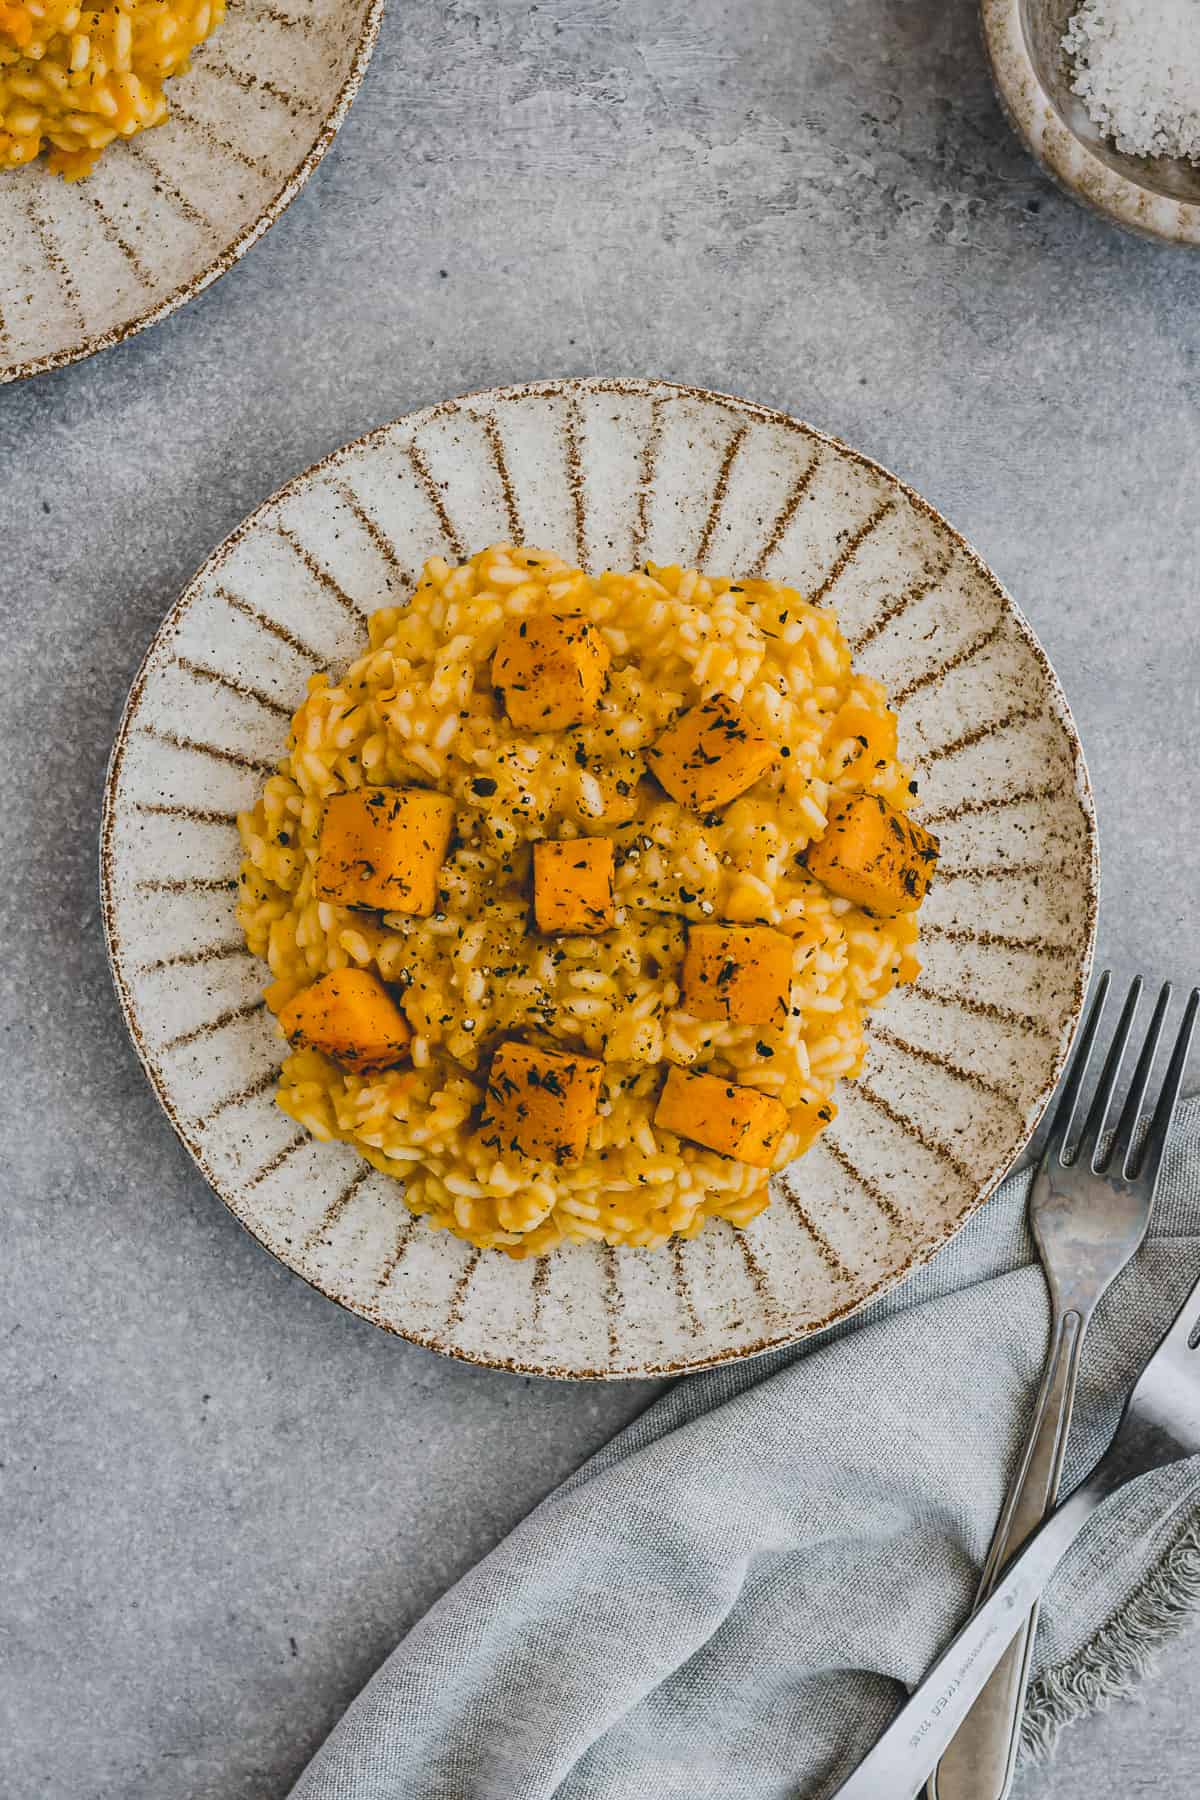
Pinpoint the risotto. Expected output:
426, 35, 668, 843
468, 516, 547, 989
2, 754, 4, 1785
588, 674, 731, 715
0, 0, 224, 179
236, 544, 938, 1258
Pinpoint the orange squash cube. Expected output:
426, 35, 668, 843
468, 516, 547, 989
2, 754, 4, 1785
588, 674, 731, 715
480, 1041, 604, 1165
806, 792, 938, 915
680, 924, 794, 1025
533, 838, 615, 934
315, 787, 455, 916
646, 695, 779, 811
278, 968, 411, 1075
492, 613, 611, 730
653, 1067, 788, 1168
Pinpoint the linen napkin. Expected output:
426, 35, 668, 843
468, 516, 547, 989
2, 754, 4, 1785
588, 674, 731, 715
290, 1098, 1200, 1800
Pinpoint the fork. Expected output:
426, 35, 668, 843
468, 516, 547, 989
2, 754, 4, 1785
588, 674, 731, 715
927, 973, 1189, 1800
831, 985, 1199, 1800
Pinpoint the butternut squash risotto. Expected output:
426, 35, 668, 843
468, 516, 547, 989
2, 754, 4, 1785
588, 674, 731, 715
0, 0, 224, 179
236, 545, 939, 1258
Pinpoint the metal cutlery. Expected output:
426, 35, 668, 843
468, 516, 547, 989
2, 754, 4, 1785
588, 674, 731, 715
929, 973, 1188, 1799
832, 979, 1198, 1800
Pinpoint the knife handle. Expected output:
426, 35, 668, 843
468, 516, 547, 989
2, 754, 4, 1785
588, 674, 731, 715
927, 1309, 1085, 1800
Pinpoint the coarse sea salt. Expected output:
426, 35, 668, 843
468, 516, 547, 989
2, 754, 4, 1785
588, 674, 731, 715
1064, 0, 1200, 163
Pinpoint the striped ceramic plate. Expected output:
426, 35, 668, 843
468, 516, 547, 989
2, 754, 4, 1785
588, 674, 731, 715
101, 378, 1098, 1379
1, 0, 383, 384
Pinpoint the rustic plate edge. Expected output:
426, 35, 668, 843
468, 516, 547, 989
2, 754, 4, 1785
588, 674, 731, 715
98, 373, 1100, 1380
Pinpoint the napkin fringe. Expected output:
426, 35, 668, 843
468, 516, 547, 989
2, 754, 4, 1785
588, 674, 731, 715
1023, 1501, 1200, 1762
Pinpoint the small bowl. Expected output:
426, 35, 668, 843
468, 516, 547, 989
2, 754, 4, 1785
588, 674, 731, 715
982, 0, 1200, 246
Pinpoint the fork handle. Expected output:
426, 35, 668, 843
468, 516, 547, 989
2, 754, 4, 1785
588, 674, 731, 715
927, 1308, 1086, 1800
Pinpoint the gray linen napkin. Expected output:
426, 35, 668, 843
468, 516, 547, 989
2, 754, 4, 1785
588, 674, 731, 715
290, 1098, 1200, 1800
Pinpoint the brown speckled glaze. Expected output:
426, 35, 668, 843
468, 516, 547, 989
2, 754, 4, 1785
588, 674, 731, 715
100, 378, 1099, 1379
1, 0, 384, 383
982, 0, 1200, 247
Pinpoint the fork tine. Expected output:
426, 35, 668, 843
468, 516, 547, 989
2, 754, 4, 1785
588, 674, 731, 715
1081, 976, 1142, 1172
1131, 986, 1200, 1187
1047, 970, 1110, 1168
1110, 982, 1171, 1178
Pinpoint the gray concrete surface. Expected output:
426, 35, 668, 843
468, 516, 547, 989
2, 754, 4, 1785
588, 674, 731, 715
2, 1, 1198, 1795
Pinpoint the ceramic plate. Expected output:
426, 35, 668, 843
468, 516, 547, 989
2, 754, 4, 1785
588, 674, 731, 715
101, 378, 1098, 1379
1, 0, 383, 383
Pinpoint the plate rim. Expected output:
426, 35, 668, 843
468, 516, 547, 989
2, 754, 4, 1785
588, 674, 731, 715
1, 0, 386, 386
99, 374, 1100, 1378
